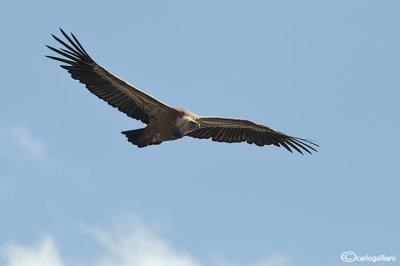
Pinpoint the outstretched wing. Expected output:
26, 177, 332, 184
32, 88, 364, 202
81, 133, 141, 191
187, 117, 318, 154
46, 28, 176, 124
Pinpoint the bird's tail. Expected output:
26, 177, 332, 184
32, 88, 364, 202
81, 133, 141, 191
121, 129, 146, 148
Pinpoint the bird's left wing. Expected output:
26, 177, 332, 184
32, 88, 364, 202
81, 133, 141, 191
46, 28, 177, 124
187, 117, 318, 154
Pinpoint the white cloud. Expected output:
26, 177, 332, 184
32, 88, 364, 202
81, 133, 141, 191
254, 254, 292, 266
2, 237, 63, 266
0, 125, 51, 164
1, 215, 292, 266
85, 215, 201, 266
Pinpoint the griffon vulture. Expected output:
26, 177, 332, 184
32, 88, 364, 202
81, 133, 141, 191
46, 28, 318, 154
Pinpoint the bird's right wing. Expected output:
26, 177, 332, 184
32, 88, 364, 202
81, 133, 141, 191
46, 28, 177, 124
187, 117, 318, 154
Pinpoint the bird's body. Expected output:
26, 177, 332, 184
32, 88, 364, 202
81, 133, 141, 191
122, 109, 199, 147
47, 28, 318, 154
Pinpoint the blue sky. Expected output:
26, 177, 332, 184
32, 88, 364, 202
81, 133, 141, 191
0, 1, 399, 266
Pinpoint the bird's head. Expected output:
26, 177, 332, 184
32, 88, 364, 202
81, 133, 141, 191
178, 116, 200, 135
184, 119, 200, 134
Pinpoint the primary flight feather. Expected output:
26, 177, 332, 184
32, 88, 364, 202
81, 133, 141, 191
46, 28, 318, 154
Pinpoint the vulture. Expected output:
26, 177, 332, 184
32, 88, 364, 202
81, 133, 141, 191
46, 28, 318, 154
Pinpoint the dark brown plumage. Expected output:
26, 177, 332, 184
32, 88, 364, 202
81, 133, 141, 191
46, 28, 318, 154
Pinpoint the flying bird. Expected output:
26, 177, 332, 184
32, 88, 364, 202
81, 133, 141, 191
46, 28, 318, 154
